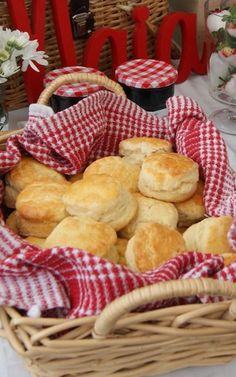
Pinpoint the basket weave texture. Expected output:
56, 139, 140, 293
0, 74, 236, 377
0, 0, 168, 111
1, 279, 236, 377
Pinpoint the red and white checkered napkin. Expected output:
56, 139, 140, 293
115, 59, 178, 89
0, 226, 234, 318
0, 91, 236, 318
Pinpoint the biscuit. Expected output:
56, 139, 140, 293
126, 223, 186, 272
3, 184, 19, 209
115, 238, 128, 265
183, 216, 234, 254
5, 210, 19, 234
177, 226, 188, 234
83, 156, 140, 192
106, 247, 119, 264
221, 253, 236, 266
68, 173, 83, 183
16, 212, 58, 238
24, 236, 45, 248
119, 137, 172, 165
63, 174, 138, 231
44, 216, 117, 259
16, 182, 69, 223
119, 193, 178, 239
4, 156, 67, 208
138, 152, 199, 202
175, 180, 205, 227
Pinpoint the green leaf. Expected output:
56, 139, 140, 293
222, 5, 236, 23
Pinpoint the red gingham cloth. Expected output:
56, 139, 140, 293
115, 59, 178, 89
0, 91, 236, 318
44, 66, 105, 97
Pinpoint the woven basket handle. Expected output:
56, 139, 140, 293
93, 278, 236, 338
0, 72, 126, 144
37, 72, 126, 105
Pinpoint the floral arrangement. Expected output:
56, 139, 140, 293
0, 26, 48, 84
207, 5, 236, 99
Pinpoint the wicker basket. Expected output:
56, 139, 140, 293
1, 74, 236, 377
1, 279, 236, 377
0, 0, 168, 111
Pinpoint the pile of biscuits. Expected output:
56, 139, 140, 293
3, 136, 235, 272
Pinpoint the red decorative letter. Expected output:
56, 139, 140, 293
6, 0, 77, 103
83, 28, 127, 78
132, 6, 149, 59
155, 12, 208, 82
50, 0, 77, 66
7, 0, 46, 102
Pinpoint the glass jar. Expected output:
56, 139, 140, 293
0, 80, 8, 131
207, 5, 236, 105
43, 66, 105, 113
115, 59, 178, 112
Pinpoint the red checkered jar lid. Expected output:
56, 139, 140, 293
44, 66, 105, 97
115, 59, 178, 89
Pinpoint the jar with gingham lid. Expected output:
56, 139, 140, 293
43, 66, 105, 112
115, 59, 178, 112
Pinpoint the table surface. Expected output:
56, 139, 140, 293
1, 73, 236, 377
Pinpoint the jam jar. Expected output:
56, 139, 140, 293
115, 59, 178, 112
43, 66, 105, 112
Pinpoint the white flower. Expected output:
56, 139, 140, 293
0, 27, 13, 49
0, 27, 48, 80
0, 49, 10, 62
12, 30, 30, 47
0, 77, 7, 84
21, 40, 48, 72
0, 59, 19, 78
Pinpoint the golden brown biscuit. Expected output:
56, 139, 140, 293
183, 216, 234, 254
63, 174, 137, 231
68, 173, 83, 183
83, 156, 140, 192
221, 253, 236, 266
177, 226, 188, 234
16, 182, 69, 223
16, 212, 58, 238
119, 193, 178, 239
4, 156, 67, 208
24, 236, 45, 248
115, 238, 128, 265
138, 152, 199, 202
119, 137, 172, 166
175, 180, 205, 227
106, 247, 119, 264
5, 210, 19, 234
3, 184, 19, 209
44, 216, 117, 259
126, 223, 186, 272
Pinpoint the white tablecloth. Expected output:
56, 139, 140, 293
1, 74, 236, 377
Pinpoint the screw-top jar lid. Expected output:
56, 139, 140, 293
115, 59, 178, 89
44, 66, 105, 97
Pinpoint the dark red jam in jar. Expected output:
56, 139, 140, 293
115, 59, 178, 112
43, 66, 105, 112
